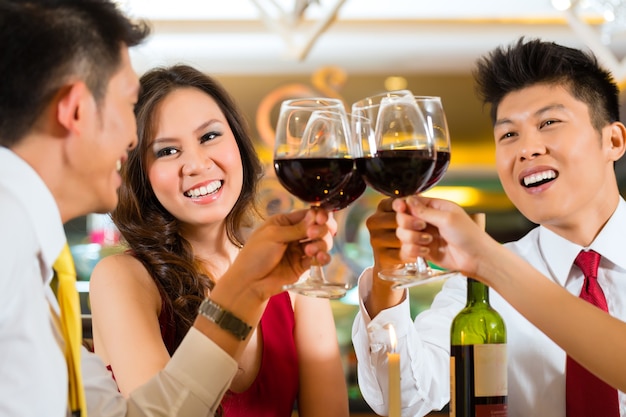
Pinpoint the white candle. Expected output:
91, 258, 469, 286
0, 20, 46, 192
387, 324, 401, 417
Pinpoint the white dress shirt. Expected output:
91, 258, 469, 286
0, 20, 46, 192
352, 198, 626, 417
0, 147, 238, 417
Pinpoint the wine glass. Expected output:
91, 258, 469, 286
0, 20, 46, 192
273, 98, 354, 298
391, 96, 456, 289
416, 96, 451, 192
351, 92, 437, 285
319, 114, 368, 212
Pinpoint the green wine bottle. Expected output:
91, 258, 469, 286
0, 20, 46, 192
450, 213, 507, 417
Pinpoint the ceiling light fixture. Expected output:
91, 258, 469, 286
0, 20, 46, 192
553, 0, 626, 42
250, 0, 347, 61
552, 0, 626, 80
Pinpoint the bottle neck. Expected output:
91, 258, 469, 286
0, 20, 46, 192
466, 278, 490, 306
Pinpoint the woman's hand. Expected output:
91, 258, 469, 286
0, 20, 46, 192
197, 208, 332, 353
225, 208, 332, 301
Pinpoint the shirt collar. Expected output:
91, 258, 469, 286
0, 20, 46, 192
0, 147, 66, 279
538, 198, 626, 285
589, 198, 626, 270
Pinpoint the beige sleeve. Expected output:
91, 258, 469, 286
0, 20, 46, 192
84, 327, 237, 417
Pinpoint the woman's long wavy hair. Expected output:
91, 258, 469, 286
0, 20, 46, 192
112, 65, 263, 352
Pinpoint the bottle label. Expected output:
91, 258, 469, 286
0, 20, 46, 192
450, 344, 507, 417
474, 344, 507, 397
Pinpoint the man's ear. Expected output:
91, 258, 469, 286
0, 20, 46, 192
608, 122, 626, 162
56, 81, 94, 136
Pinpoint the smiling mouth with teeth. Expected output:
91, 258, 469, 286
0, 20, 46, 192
184, 180, 223, 198
522, 170, 557, 187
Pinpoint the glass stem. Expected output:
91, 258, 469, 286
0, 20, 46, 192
415, 256, 430, 274
309, 257, 325, 284
402, 257, 429, 274
306, 205, 325, 284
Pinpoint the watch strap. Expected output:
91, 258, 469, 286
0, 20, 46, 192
198, 298, 252, 341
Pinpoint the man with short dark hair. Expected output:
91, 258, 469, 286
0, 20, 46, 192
353, 37, 626, 416
0, 1, 333, 415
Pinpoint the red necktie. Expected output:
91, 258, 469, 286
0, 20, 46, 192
566, 250, 619, 417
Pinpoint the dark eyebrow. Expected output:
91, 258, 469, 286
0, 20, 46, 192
194, 119, 220, 135
494, 104, 567, 128
494, 117, 512, 129
147, 137, 176, 151
148, 118, 224, 148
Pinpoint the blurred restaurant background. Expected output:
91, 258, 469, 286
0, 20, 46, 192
66, 0, 626, 414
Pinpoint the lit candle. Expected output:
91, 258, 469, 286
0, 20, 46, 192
387, 324, 401, 417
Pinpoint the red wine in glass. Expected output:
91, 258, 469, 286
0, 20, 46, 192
274, 157, 354, 204
273, 98, 355, 298
352, 92, 440, 284
388, 97, 455, 288
423, 149, 450, 191
356, 149, 436, 198
319, 167, 367, 211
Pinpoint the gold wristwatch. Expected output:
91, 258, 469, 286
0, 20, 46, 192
198, 298, 252, 341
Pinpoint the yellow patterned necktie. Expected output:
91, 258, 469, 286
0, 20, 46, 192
53, 243, 87, 417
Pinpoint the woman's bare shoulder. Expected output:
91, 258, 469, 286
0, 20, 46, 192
90, 252, 159, 300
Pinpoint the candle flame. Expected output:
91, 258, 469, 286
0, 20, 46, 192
388, 323, 397, 352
